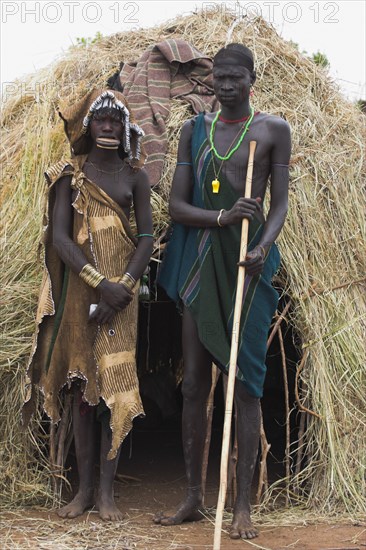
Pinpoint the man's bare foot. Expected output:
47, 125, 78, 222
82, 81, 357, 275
153, 495, 204, 526
229, 507, 258, 540
97, 495, 124, 521
57, 491, 94, 519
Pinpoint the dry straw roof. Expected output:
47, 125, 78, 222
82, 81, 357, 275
1, 8, 365, 519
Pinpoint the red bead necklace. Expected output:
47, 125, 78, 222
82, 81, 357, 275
218, 111, 260, 124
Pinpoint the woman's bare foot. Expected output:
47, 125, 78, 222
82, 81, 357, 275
229, 506, 258, 540
153, 494, 204, 526
57, 490, 94, 519
97, 494, 124, 521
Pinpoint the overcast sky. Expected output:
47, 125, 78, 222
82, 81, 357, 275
1, 0, 365, 101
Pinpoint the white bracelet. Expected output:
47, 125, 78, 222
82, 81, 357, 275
217, 209, 225, 227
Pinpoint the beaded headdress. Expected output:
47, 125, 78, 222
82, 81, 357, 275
59, 88, 146, 169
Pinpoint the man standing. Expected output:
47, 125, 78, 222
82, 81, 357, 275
156, 44, 291, 540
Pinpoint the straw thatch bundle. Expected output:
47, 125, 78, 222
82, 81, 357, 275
1, 8, 365, 517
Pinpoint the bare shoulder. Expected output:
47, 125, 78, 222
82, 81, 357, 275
259, 112, 291, 133
176, 116, 199, 163
132, 165, 151, 190
180, 116, 198, 140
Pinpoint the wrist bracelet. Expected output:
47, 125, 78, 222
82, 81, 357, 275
217, 209, 225, 227
259, 245, 266, 258
79, 264, 105, 288
119, 272, 136, 291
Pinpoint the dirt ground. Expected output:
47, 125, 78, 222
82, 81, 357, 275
1, 420, 365, 550
1, 496, 364, 550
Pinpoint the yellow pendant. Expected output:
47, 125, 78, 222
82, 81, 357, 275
212, 179, 220, 193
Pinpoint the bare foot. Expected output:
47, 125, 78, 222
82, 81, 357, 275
57, 491, 94, 519
229, 507, 258, 540
97, 495, 124, 521
153, 495, 204, 526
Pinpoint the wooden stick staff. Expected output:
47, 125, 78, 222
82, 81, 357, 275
213, 140, 257, 550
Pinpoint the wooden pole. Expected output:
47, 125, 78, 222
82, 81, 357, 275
49, 423, 57, 493
213, 141, 257, 550
56, 392, 72, 470
222, 375, 238, 509
266, 300, 291, 350
256, 408, 271, 505
278, 324, 290, 505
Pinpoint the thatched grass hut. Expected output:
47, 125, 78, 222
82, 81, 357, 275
1, 8, 365, 519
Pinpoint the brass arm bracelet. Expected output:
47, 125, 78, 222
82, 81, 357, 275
79, 264, 105, 288
119, 272, 137, 291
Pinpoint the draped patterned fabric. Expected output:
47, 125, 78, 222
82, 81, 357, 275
159, 114, 280, 398
23, 157, 143, 459
118, 38, 219, 186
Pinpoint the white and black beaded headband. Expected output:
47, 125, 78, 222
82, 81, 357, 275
82, 91, 144, 159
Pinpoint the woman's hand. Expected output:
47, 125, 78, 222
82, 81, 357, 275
89, 299, 116, 325
97, 279, 134, 310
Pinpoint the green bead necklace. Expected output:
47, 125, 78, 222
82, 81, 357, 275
209, 106, 255, 162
